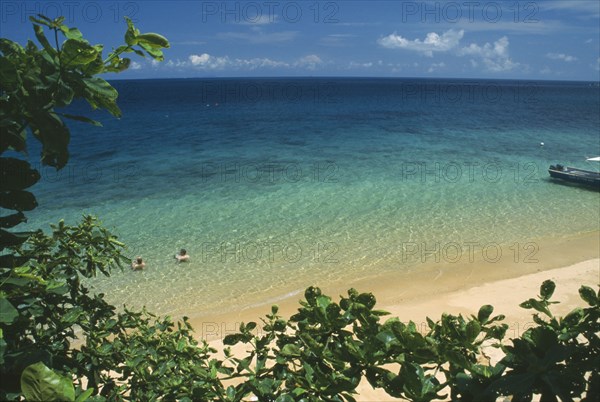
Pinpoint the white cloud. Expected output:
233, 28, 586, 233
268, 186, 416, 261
378, 29, 464, 57
540, 66, 552, 74
236, 15, 278, 25
458, 36, 519, 72
183, 53, 325, 71
348, 61, 374, 69
427, 62, 445, 73
130, 61, 142, 70
546, 53, 578, 62
294, 54, 323, 70
189, 53, 230, 69
594, 57, 600, 71
234, 57, 289, 70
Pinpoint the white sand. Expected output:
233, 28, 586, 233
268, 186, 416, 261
197, 258, 598, 401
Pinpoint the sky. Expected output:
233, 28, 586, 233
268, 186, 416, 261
1, 0, 599, 80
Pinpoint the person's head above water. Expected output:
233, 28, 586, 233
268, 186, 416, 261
179, 249, 187, 256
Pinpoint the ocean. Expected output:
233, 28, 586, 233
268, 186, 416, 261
22, 78, 600, 317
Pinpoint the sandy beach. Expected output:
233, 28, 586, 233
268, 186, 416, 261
193, 249, 599, 400
191, 232, 599, 339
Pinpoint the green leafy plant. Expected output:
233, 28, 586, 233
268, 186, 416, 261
21, 362, 75, 401
0, 11, 169, 254
1, 14, 169, 400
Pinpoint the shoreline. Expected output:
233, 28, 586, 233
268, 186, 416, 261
188, 231, 599, 339
198, 257, 598, 400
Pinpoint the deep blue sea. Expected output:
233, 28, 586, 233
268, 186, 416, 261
22, 78, 600, 316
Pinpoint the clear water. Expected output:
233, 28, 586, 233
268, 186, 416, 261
19, 78, 600, 317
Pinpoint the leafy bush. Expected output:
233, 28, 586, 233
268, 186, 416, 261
2, 223, 598, 401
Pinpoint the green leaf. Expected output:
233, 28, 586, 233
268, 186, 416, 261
376, 331, 398, 349
223, 334, 242, 345
0, 57, 21, 91
579, 285, 598, 306
356, 292, 376, 309
57, 113, 102, 127
0, 297, 18, 323
540, 280, 556, 300
138, 42, 164, 60
519, 298, 552, 317
61, 39, 100, 66
489, 372, 536, 396
0, 158, 41, 191
0, 229, 35, 249
0, 211, 28, 228
0, 254, 31, 268
226, 385, 235, 400
466, 320, 481, 343
0, 333, 6, 365
124, 17, 139, 46
280, 344, 301, 357
63, 307, 84, 324
29, 111, 70, 169
32, 24, 57, 56
21, 362, 75, 402
136, 33, 170, 49
75, 388, 94, 402
316, 295, 331, 310
82, 77, 118, 101
29, 15, 54, 28
60, 27, 83, 41
477, 305, 494, 324
81, 78, 121, 117
305, 286, 322, 305
0, 190, 38, 211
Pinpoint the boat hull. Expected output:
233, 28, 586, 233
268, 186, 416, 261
548, 166, 600, 189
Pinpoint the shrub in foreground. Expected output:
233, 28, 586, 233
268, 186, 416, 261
1, 218, 598, 401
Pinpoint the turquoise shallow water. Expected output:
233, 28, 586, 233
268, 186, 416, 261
20, 78, 600, 317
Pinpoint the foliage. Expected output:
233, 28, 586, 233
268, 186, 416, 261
220, 281, 598, 402
0, 14, 169, 400
2, 225, 598, 401
21, 362, 75, 401
1, 217, 227, 400
0, 12, 169, 262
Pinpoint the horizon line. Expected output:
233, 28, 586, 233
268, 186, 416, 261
107, 75, 600, 83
